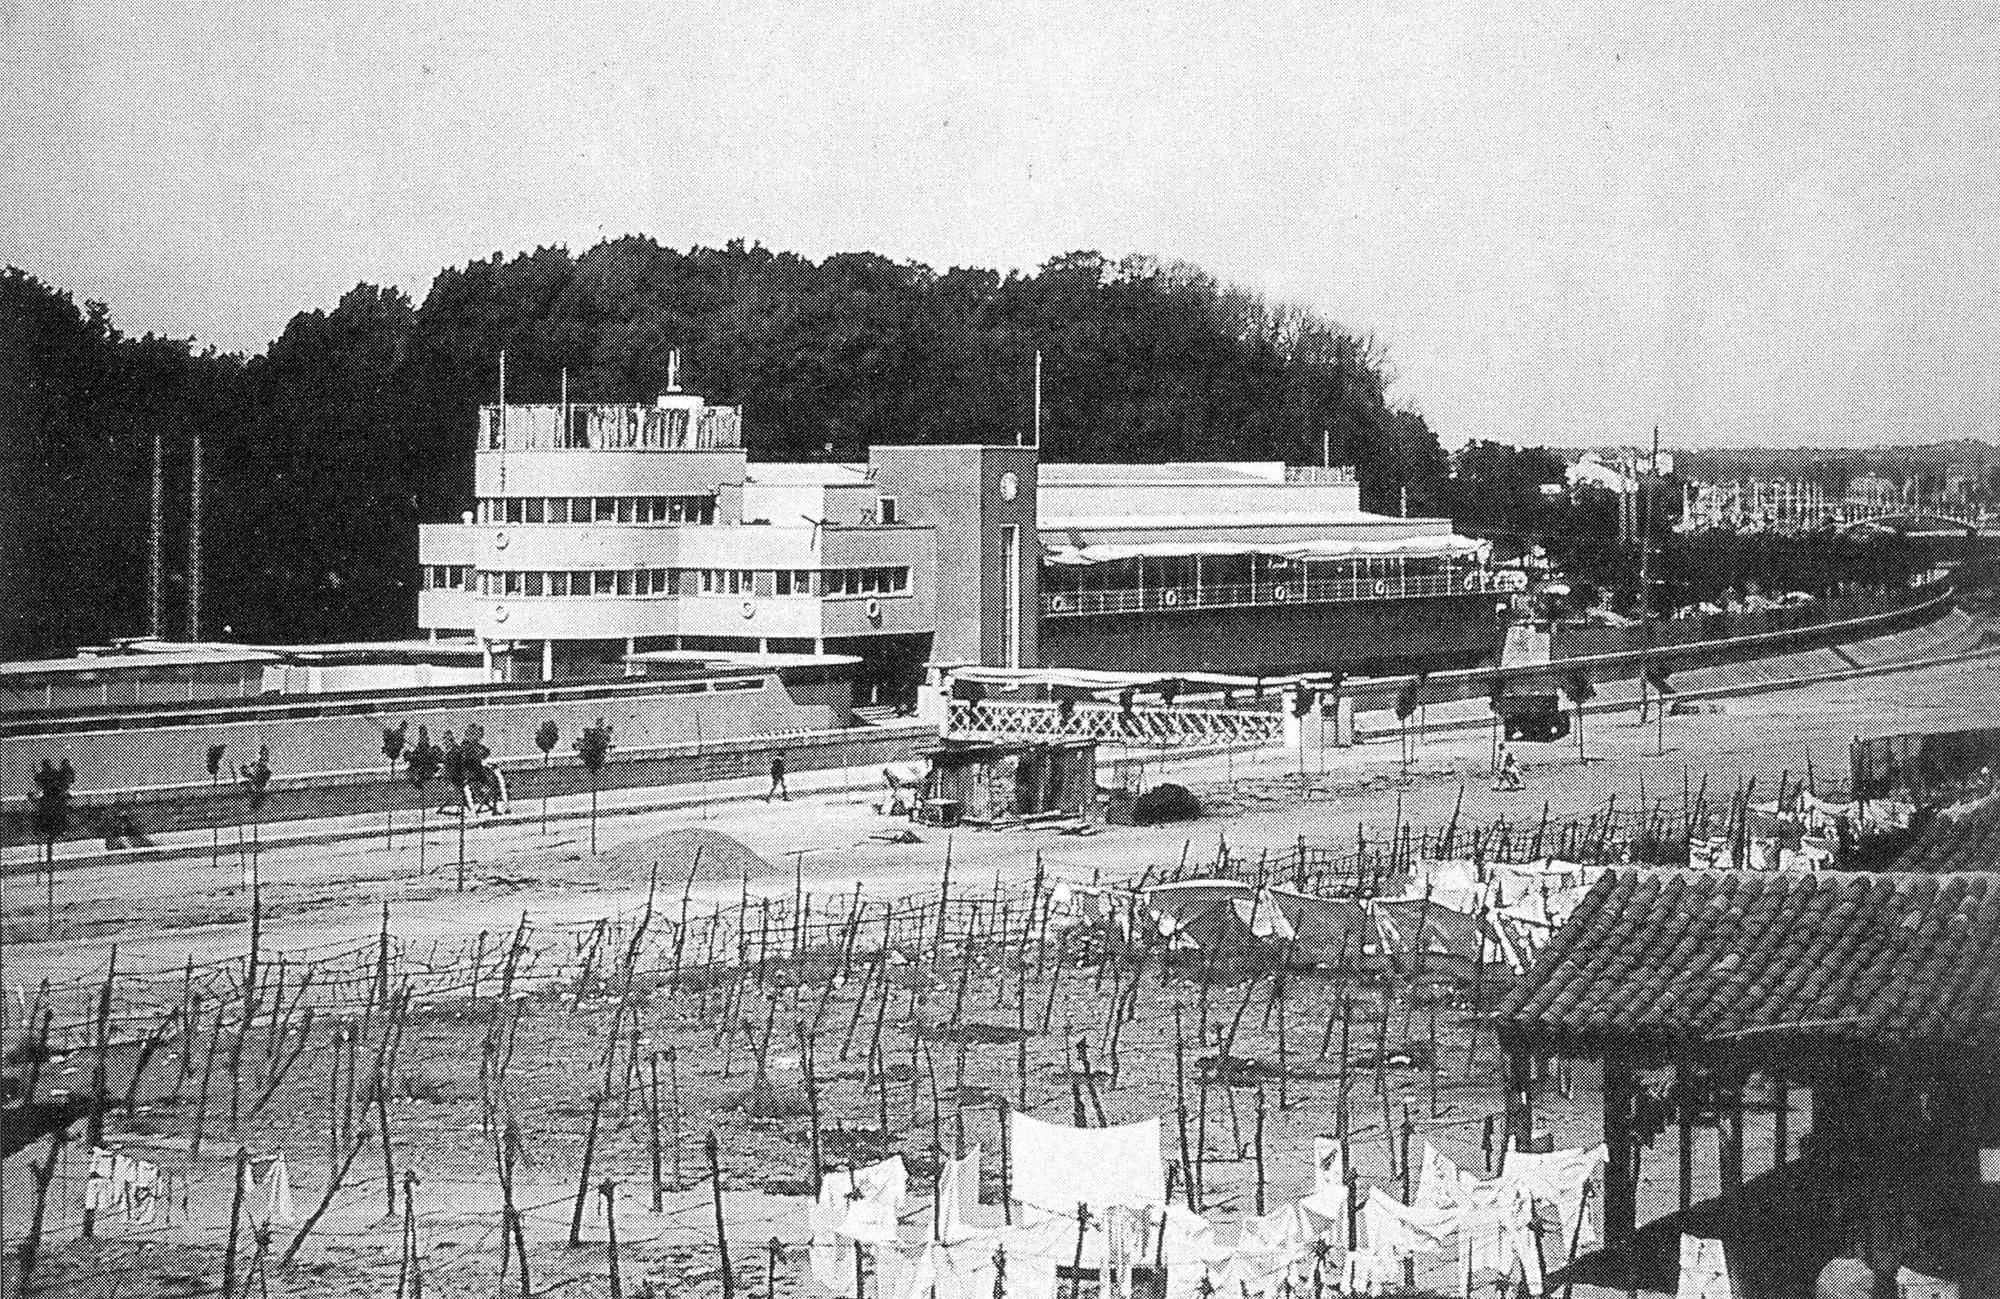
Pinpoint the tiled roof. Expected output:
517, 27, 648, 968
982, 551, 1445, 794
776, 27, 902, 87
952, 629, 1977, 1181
1496, 868, 2000, 1058
1890, 800, 2000, 874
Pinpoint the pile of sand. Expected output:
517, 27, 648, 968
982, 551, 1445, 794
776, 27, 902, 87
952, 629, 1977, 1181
590, 826, 774, 883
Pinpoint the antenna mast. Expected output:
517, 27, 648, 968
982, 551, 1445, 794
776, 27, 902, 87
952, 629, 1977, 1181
1029, 350, 1042, 449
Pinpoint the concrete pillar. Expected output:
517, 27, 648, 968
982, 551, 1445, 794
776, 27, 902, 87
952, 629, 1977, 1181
481, 641, 494, 680
625, 636, 638, 676
1283, 711, 1303, 751
813, 638, 825, 655
542, 639, 554, 682
1335, 694, 1356, 747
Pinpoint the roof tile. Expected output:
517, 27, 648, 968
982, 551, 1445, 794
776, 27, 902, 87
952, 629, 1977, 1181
1497, 868, 2000, 1057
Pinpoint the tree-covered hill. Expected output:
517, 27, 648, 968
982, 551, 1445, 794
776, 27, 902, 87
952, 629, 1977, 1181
2, 245, 1448, 654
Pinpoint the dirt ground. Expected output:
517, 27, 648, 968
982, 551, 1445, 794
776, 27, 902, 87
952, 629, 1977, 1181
3, 654, 1996, 1298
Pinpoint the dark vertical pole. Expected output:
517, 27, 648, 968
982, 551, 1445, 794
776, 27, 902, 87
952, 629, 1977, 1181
1677, 1069, 1695, 1214
1772, 1075, 1789, 1169
1254, 1086, 1268, 1216
648, 1054, 665, 1211
997, 1094, 1014, 1224
1502, 1043, 1534, 1173
568, 1094, 604, 1246
708, 1132, 735, 1299
600, 1180, 623, 1299
1719, 1071, 1745, 1195
668, 1047, 683, 1191
221, 1147, 249, 1299
1602, 1051, 1637, 1246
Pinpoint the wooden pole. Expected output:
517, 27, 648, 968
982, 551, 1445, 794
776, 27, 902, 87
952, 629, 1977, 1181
649, 1053, 666, 1210
568, 1093, 605, 1246
708, 1131, 736, 1299
600, 1180, 623, 1299
1254, 1085, 1268, 1215
221, 1146, 250, 1299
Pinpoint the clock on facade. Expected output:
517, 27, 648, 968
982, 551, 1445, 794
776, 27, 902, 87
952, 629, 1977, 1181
998, 471, 1019, 501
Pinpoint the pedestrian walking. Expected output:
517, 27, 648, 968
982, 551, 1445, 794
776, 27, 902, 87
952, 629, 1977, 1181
767, 752, 789, 802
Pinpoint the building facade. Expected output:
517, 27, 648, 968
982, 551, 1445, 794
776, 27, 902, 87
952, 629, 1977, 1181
417, 387, 1510, 694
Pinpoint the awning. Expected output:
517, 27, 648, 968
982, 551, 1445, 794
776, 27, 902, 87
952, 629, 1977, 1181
1040, 534, 1490, 567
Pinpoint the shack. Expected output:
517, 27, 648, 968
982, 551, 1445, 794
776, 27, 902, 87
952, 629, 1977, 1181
1497, 868, 2000, 1297
918, 738, 1096, 827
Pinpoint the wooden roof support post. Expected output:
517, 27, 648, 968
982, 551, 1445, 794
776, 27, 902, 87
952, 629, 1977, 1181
1602, 1050, 1638, 1247
1503, 1042, 1534, 1172
1718, 1069, 1746, 1196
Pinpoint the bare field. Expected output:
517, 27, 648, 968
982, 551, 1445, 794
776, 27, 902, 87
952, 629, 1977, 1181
4, 656, 1997, 1298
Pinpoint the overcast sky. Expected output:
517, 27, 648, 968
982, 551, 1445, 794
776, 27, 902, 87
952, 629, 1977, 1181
6, 1, 1997, 448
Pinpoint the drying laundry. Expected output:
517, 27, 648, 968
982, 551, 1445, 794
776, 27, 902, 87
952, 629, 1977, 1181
1503, 1142, 1604, 1252
249, 1151, 298, 1226
1299, 1136, 1349, 1234
124, 1159, 161, 1227
808, 1193, 854, 1295
810, 1155, 912, 1294
1356, 1187, 1459, 1293
1454, 1174, 1540, 1299
83, 1147, 120, 1213
837, 1156, 909, 1245
1221, 1202, 1325, 1299
1897, 1267, 1959, 1299
1675, 1234, 1742, 1299
935, 1144, 981, 1240
1008, 1112, 1164, 1218
1414, 1141, 1467, 1216
894, 1238, 1011, 1299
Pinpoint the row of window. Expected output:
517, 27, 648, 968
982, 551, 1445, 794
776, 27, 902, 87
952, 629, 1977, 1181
477, 495, 719, 525
468, 567, 912, 599
422, 565, 472, 591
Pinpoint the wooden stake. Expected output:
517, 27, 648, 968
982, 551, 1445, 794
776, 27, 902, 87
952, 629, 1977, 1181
601, 1180, 623, 1299
567, 1093, 605, 1246
221, 1146, 250, 1298
708, 1131, 735, 1299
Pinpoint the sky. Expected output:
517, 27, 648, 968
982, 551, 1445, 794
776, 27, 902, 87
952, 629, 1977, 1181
6, 1, 1998, 449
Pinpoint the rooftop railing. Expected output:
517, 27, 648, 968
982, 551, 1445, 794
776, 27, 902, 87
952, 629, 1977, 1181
1042, 568, 1520, 617
481, 403, 743, 452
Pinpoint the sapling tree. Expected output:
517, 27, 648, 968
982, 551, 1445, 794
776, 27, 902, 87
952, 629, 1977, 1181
31, 758, 75, 938
404, 726, 443, 876
574, 718, 614, 855
380, 722, 408, 848
206, 743, 228, 873
534, 719, 560, 833
238, 746, 272, 890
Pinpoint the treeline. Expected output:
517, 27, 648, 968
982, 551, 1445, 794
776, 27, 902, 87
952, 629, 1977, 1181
2, 245, 1448, 655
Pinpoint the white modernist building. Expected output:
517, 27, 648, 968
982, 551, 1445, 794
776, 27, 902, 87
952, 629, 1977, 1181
417, 384, 1507, 695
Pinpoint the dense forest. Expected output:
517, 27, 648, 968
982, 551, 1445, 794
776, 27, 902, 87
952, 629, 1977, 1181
2, 244, 1451, 655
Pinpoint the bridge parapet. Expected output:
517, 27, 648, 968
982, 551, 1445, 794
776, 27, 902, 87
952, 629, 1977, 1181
946, 699, 1284, 749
